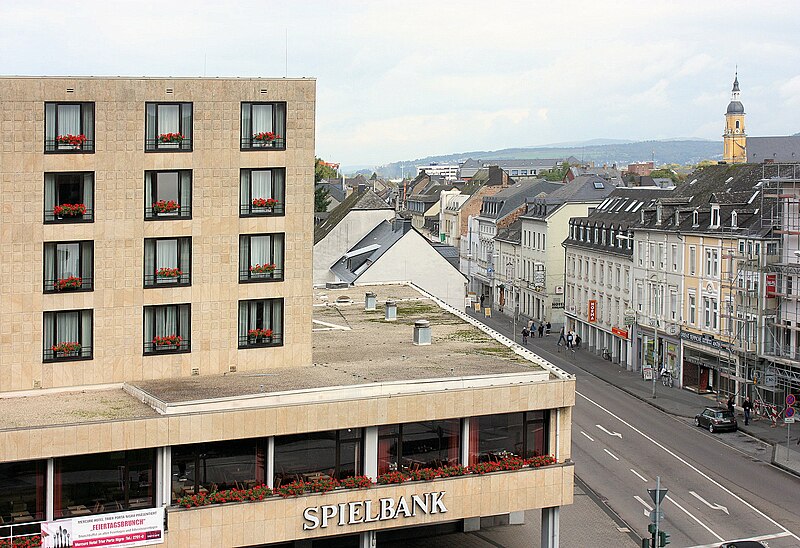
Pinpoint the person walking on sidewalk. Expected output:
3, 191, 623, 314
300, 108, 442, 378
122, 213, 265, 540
743, 397, 753, 425
521, 327, 529, 345
545, 321, 551, 336
557, 327, 566, 351
566, 331, 575, 352
727, 395, 735, 415
538, 323, 544, 338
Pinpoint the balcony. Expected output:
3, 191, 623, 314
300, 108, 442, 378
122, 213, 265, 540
44, 205, 94, 223
238, 331, 284, 349
240, 201, 285, 217
44, 276, 93, 293
144, 271, 191, 288
44, 138, 95, 153
239, 267, 284, 283
144, 203, 191, 220
240, 136, 285, 150
145, 137, 192, 152
43, 345, 92, 362
143, 338, 190, 355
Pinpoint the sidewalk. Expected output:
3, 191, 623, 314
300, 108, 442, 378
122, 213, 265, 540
466, 306, 798, 460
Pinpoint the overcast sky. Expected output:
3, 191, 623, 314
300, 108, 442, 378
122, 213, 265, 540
3, 0, 800, 167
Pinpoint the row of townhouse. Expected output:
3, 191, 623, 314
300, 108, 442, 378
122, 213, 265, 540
564, 163, 800, 410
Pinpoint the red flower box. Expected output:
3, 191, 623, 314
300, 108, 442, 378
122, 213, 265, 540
156, 267, 183, 279
54, 276, 82, 291
158, 132, 184, 143
253, 131, 279, 143
247, 328, 273, 340
52, 341, 81, 356
56, 134, 87, 147
249, 263, 276, 275
252, 197, 279, 209
153, 334, 182, 347
54, 203, 87, 217
153, 200, 180, 213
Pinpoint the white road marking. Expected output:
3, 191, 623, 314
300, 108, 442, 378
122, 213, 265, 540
311, 319, 351, 330
630, 468, 648, 482
580, 431, 595, 442
577, 391, 800, 542
665, 494, 724, 543
596, 424, 623, 438
634, 495, 653, 517
686, 530, 793, 548
690, 490, 730, 515
604, 448, 620, 461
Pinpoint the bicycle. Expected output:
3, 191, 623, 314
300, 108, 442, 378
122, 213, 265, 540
601, 348, 612, 361
661, 370, 674, 388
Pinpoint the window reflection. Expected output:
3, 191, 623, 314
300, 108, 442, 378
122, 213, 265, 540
468, 411, 549, 465
273, 429, 362, 487
0, 460, 45, 524
378, 420, 461, 475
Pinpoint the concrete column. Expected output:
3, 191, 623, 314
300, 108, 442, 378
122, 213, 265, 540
541, 506, 560, 548
46, 458, 54, 521
460, 418, 470, 466
509, 511, 525, 524
156, 446, 170, 507
463, 517, 481, 532
266, 437, 275, 488
359, 530, 376, 548
364, 426, 379, 481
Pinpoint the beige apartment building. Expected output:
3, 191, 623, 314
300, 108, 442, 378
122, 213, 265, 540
0, 77, 574, 548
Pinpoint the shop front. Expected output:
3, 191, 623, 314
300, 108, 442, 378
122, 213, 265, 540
680, 331, 731, 394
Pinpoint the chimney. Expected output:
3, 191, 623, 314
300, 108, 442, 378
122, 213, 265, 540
413, 319, 431, 346
385, 300, 397, 321
365, 292, 377, 311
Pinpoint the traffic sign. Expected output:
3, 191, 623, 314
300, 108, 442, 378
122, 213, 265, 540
786, 417, 796, 424
649, 509, 665, 522
624, 316, 635, 326
786, 407, 796, 419
648, 488, 668, 505
787, 394, 796, 406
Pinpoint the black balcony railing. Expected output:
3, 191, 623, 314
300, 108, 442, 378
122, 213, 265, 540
44, 207, 94, 223
239, 202, 286, 217
238, 332, 284, 349
144, 205, 191, 220
44, 276, 94, 293
238, 267, 284, 283
143, 339, 191, 355
240, 137, 285, 150
145, 138, 193, 152
43, 345, 93, 362
44, 139, 95, 153
144, 272, 191, 288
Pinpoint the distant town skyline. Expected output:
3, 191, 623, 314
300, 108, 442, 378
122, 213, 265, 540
3, 0, 800, 166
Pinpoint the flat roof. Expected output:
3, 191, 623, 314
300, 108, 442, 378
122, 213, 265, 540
0, 284, 567, 428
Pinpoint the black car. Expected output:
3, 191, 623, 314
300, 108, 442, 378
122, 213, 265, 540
695, 406, 737, 433
720, 541, 766, 547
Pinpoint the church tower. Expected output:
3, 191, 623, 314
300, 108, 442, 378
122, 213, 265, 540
723, 73, 746, 163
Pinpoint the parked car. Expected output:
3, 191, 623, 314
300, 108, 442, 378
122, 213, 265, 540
719, 541, 766, 547
695, 406, 737, 433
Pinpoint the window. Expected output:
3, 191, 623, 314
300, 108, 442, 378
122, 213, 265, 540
44, 241, 93, 293
239, 234, 285, 282
145, 102, 192, 151
689, 246, 696, 275
144, 238, 191, 287
44, 102, 94, 153
692, 211, 699, 226
710, 206, 720, 227
143, 304, 191, 354
0, 460, 46, 524
468, 411, 548, 466
378, 420, 461, 474
649, 243, 656, 268
637, 242, 644, 266
144, 170, 192, 219
705, 248, 719, 277
689, 293, 696, 324
670, 290, 678, 320
671, 244, 678, 271
55, 449, 154, 518
659, 244, 666, 270
615, 266, 621, 289
275, 428, 363, 486
43, 309, 92, 362
238, 298, 284, 348
240, 169, 286, 217
636, 284, 643, 312
172, 439, 265, 504
44, 172, 94, 223
241, 102, 286, 150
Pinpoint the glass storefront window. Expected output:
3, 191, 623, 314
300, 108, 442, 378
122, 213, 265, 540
171, 439, 264, 503
468, 411, 549, 465
0, 460, 46, 524
273, 429, 362, 487
55, 449, 154, 518
377, 420, 460, 475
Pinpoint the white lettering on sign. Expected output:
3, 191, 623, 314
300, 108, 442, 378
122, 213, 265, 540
302, 491, 447, 530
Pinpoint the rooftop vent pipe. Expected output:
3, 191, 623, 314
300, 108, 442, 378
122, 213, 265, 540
413, 320, 431, 346
385, 301, 397, 321
365, 292, 377, 311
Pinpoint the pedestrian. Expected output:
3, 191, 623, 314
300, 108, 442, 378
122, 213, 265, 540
742, 397, 752, 426
575, 334, 581, 349
480, 295, 485, 309
727, 395, 735, 415
557, 327, 566, 351
546, 322, 551, 336
521, 327, 529, 345
538, 323, 544, 338
566, 331, 574, 352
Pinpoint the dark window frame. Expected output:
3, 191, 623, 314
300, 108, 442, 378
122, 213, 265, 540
143, 303, 191, 355
238, 298, 284, 349
273, 428, 364, 485
42, 309, 93, 362
238, 233, 285, 283
144, 102, 193, 152
0, 459, 46, 525
43, 172, 95, 224
239, 168, 286, 217
43, 240, 94, 293
240, 102, 287, 151
468, 410, 550, 465
143, 237, 192, 288
44, 102, 95, 154
144, 170, 193, 220
378, 419, 461, 474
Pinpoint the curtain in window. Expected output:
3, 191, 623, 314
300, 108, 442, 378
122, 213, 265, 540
272, 170, 285, 203
144, 240, 155, 278
274, 103, 286, 138
250, 236, 270, 266
238, 302, 248, 339
271, 300, 282, 334
248, 301, 261, 330
82, 173, 93, 211
156, 172, 179, 203
45, 104, 56, 142
44, 313, 55, 349
157, 105, 180, 135
57, 243, 80, 278
273, 235, 284, 269
44, 245, 55, 285
81, 244, 92, 281
252, 104, 273, 134
180, 171, 191, 209
57, 104, 80, 136
81, 104, 94, 143
251, 170, 272, 199
144, 172, 153, 208
239, 237, 249, 277
156, 240, 178, 269
155, 306, 178, 337
240, 171, 251, 206
468, 417, 480, 466
241, 104, 251, 140
56, 311, 79, 344
180, 239, 190, 273
178, 305, 190, 340
144, 308, 154, 344
44, 174, 56, 213
80, 310, 92, 351
146, 104, 157, 141
180, 104, 192, 141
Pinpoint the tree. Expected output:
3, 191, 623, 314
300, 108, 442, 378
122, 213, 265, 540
541, 162, 570, 182
314, 185, 331, 212
315, 157, 338, 183
649, 168, 683, 184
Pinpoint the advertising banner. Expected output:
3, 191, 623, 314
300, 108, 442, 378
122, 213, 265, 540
588, 300, 597, 323
765, 273, 777, 298
41, 507, 164, 548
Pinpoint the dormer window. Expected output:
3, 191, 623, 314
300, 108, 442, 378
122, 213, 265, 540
594, 227, 599, 243
710, 205, 720, 228
692, 210, 699, 227
569, 223, 575, 239
731, 210, 738, 228
579, 226, 585, 241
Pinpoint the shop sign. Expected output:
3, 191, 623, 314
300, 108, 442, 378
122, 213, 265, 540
303, 491, 447, 530
679, 330, 728, 350
41, 507, 164, 548
611, 327, 629, 339
766, 273, 777, 297
588, 300, 597, 323
551, 301, 565, 309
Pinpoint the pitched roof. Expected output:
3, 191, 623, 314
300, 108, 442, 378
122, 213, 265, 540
480, 180, 562, 221
747, 136, 800, 164
313, 189, 394, 244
